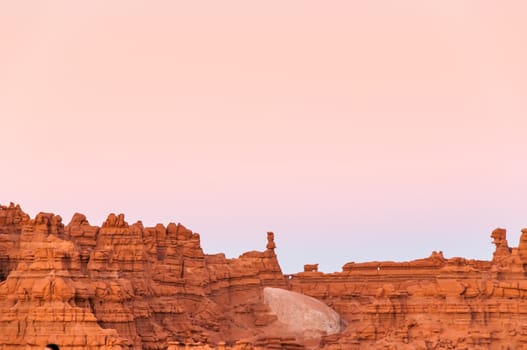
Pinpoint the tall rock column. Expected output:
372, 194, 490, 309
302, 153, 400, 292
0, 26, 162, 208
518, 228, 527, 261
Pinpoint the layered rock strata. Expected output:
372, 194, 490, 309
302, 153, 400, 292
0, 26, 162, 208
2, 203, 527, 350
289, 231, 527, 349
0, 203, 288, 350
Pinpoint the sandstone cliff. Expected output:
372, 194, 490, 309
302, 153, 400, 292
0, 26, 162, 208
1, 203, 527, 350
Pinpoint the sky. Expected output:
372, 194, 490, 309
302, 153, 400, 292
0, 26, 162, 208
1, 1, 527, 273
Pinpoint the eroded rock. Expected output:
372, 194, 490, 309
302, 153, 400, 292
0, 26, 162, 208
263, 287, 341, 338
3, 203, 527, 349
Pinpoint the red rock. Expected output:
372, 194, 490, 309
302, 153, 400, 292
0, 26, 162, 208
3, 203, 527, 349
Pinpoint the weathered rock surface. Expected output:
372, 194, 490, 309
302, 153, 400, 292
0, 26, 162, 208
263, 287, 341, 339
0, 203, 290, 350
2, 203, 527, 349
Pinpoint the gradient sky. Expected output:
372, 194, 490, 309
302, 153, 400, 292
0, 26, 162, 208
2, 1, 527, 273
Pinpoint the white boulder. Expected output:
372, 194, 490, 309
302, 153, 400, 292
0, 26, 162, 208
263, 287, 342, 338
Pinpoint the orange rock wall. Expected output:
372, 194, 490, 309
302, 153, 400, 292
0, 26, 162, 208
0, 204, 287, 350
289, 245, 527, 349
1, 203, 526, 350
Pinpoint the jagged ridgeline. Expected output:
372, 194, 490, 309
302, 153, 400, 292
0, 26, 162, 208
1, 202, 527, 350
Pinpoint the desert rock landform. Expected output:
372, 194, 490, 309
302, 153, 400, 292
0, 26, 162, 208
1, 202, 526, 350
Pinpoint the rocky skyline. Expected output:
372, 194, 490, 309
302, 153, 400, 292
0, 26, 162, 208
2, 202, 527, 349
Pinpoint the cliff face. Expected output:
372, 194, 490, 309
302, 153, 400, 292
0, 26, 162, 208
0, 204, 287, 350
290, 229, 527, 350
1, 203, 527, 350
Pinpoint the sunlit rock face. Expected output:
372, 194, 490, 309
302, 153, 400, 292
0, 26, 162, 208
0, 203, 289, 350
5, 203, 527, 349
263, 287, 341, 338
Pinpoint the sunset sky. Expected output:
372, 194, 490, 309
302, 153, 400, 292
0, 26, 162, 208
2, 1, 527, 273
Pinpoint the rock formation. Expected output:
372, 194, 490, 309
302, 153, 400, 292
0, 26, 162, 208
263, 287, 341, 341
2, 202, 527, 349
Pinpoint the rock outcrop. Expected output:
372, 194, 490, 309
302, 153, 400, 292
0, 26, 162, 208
0, 203, 289, 350
2, 202, 527, 349
263, 287, 341, 340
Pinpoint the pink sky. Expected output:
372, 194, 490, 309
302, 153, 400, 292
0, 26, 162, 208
2, 1, 527, 273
